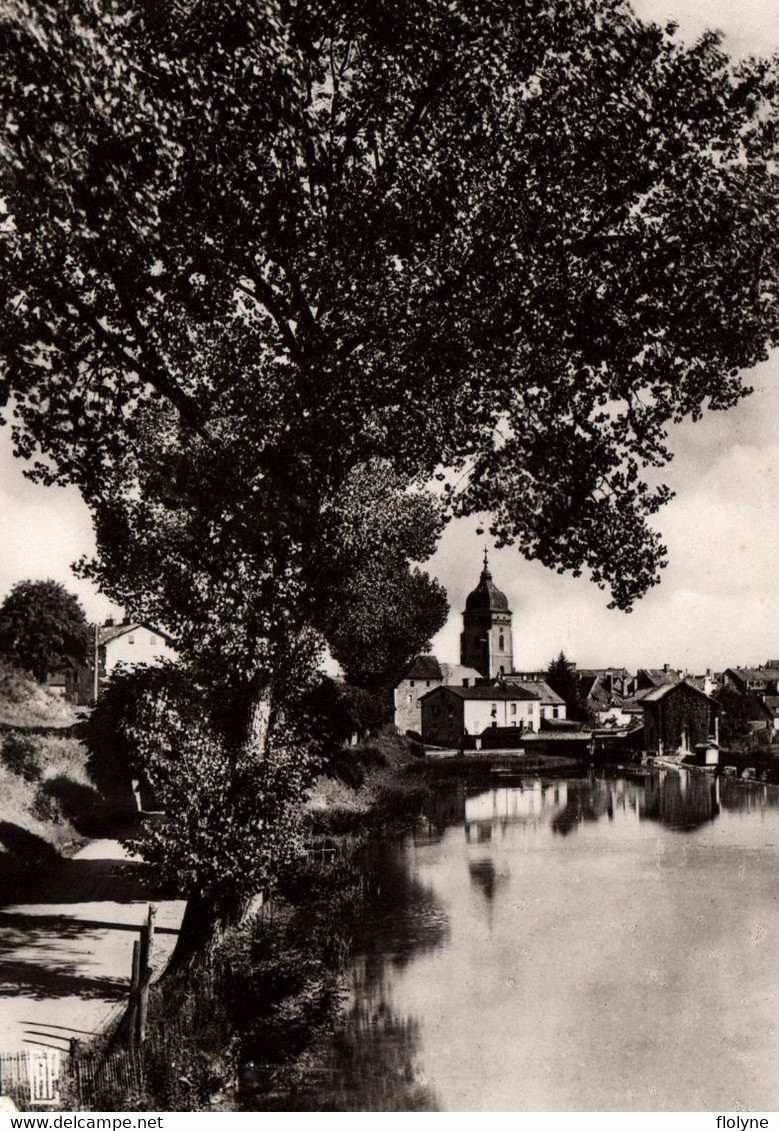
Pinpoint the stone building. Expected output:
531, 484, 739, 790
641, 680, 720, 758
393, 655, 481, 735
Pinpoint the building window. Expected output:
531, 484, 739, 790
128, 635, 135, 644
510, 703, 517, 715
426, 680, 431, 687
553, 707, 559, 718
499, 634, 505, 651
150, 634, 157, 645
410, 680, 415, 687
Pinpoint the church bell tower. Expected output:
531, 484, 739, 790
460, 550, 513, 679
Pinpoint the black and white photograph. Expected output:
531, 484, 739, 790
0, 0, 777, 1114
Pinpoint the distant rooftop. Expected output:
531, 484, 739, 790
422, 684, 539, 702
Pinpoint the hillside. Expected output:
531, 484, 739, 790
0, 664, 100, 886
0, 662, 79, 728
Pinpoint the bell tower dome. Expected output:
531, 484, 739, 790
460, 549, 513, 679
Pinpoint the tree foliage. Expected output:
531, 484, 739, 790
91, 662, 312, 902
546, 650, 590, 722
1, 0, 778, 941
2, 1, 777, 618
713, 684, 769, 744
0, 579, 89, 681
316, 461, 449, 689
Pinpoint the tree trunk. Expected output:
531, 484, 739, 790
169, 681, 274, 969
169, 887, 264, 969
241, 680, 273, 767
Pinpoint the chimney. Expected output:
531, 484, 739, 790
105, 616, 115, 627
663, 663, 670, 673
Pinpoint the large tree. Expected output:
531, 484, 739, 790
0, 579, 89, 682
1, 0, 777, 950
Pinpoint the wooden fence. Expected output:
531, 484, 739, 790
0, 1047, 144, 1111
1, 1050, 65, 1109
68, 1048, 144, 1111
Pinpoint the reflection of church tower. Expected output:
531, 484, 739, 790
460, 550, 513, 679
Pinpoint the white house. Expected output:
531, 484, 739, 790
98, 620, 177, 676
420, 684, 542, 747
77, 618, 178, 701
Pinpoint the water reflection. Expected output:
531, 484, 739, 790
356, 840, 450, 970
317, 773, 779, 1111
460, 770, 745, 840
288, 981, 439, 1111
640, 771, 719, 830
468, 859, 507, 904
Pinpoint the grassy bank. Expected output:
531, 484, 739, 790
0, 729, 108, 883
305, 727, 430, 834
0, 666, 108, 885
0, 662, 79, 729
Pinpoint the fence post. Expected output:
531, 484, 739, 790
127, 940, 142, 1048
137, 904, 157, 1045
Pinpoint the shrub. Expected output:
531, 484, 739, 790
1, 732, 42, 782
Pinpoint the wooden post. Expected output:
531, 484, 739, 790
127, 939, 141, 1048
137, 904, 157, 1045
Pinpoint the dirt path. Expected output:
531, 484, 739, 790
0, 838, 185, 1053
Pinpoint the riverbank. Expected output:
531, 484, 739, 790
68, 734, 430, 1110
64, 735, 591, 1111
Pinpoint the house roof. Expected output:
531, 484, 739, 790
686, 674, 715, 691
577, 667, 633, 680
505, 678, 565, 705
403, 654, 443, 681
725, 667, 779, 684
97, 622, 174, 647
637, 668, 682, 687
641, 679, 717, 705
421, 684, 539, 702
578, 674, 600, 699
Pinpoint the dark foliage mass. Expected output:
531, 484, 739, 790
546, 650, 590, 722
1, 0, 777, 942
0, 579, 89, 682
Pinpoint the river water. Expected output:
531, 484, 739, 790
299, 770, 779, 1112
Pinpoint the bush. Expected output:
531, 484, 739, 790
1, 732, 42, 781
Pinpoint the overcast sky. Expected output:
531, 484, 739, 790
1, 0, 777, 673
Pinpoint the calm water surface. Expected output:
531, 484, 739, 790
308, 771, 778, 1111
